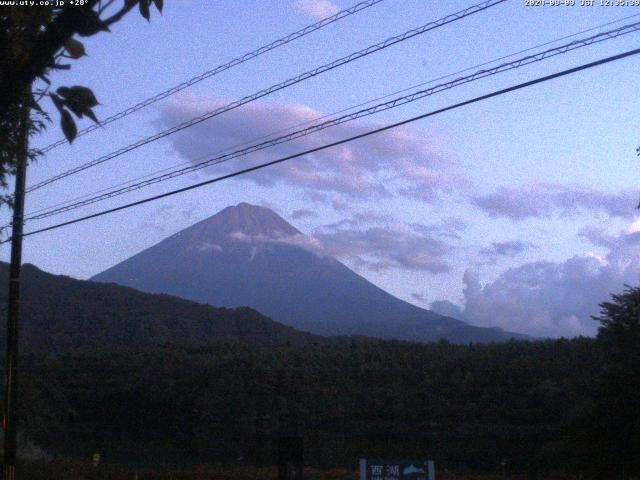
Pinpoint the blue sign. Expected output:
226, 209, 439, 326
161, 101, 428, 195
359, 459, 435, 480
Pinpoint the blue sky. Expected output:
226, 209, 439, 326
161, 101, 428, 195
2, 0, 640, 337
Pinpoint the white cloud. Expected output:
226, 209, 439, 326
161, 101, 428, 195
294, 0, 339, 19
224, 212, 458, 274
625, 216, 640, 234
227, 229, 325, 257
454, 226, 640, 338
229, 231, 252, 242
158, 96, 453, 208
196, 241, 223, 252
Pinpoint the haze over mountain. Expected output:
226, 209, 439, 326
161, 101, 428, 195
93, 203, 526, 343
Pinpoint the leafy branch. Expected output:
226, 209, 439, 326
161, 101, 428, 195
0, 0, 163, 154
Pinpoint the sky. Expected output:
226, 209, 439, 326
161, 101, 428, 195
2, 0, 640, 338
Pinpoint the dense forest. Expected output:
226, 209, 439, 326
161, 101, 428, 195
8, 334, 636, 478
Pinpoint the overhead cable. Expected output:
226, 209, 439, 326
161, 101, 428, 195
6, 46, 639, 243
24, 12, 640, 218
37, 0, 388, 154
23, 20, 640, 222
26, 0, 507, 194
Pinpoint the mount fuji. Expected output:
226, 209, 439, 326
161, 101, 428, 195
92, 203, 525, 343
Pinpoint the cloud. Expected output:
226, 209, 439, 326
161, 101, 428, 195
140, 202, 197, 233
314, 220, 453, 273
294, 0, 339, 19
196, 241, 223, 253
218, 210, 459, 275
290, 209, 318, 220
430, 300, 465, 320
453, 225, 640, 338
480, 240, 531, 258
625, 217, 640, 234
140, 221, 166, 234
472, 184, 638, 220
272, 232, 325, 253
227, 229, 326, 257
158, 96, 453, 207
411, 292, 426, 302
578, 226, 615, 248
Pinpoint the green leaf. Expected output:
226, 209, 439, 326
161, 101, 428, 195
60, 109, 77, 143
139, 0, 150, 21
64, 38, 86, 59
152, 0, 163, 13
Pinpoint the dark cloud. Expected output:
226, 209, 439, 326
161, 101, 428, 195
578, 226, 616, 248
411, 292, 426, 302
410, 217, 467, 240
290, 209, 318, 220
472, 184, 638, 220
480, 240, 531, 258
158, 96, 453, 206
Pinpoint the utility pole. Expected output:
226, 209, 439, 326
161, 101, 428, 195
3, 90, 30, 480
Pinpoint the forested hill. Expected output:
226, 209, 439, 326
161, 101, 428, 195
17, 338, 602, 474
0, 262, 317, 352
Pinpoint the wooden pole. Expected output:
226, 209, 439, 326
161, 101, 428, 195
3, 90, 29, 480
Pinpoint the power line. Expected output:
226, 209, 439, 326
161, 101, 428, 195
25, 0, 506, 194
23, 12, 640, 219
22, 20, 640, 222
37, 0, 387, 154
6, 46, 640, 243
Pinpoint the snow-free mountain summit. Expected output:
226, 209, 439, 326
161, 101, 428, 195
92, 203, 524, 343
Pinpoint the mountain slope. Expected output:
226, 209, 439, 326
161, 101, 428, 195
0, 262, 316, 353
93, 203, 525, 343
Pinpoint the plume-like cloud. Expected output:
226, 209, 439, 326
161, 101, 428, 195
158, 96, 453, 207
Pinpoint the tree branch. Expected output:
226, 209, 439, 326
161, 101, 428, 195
0, 0, 100, 118
102, 1, 136, 25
